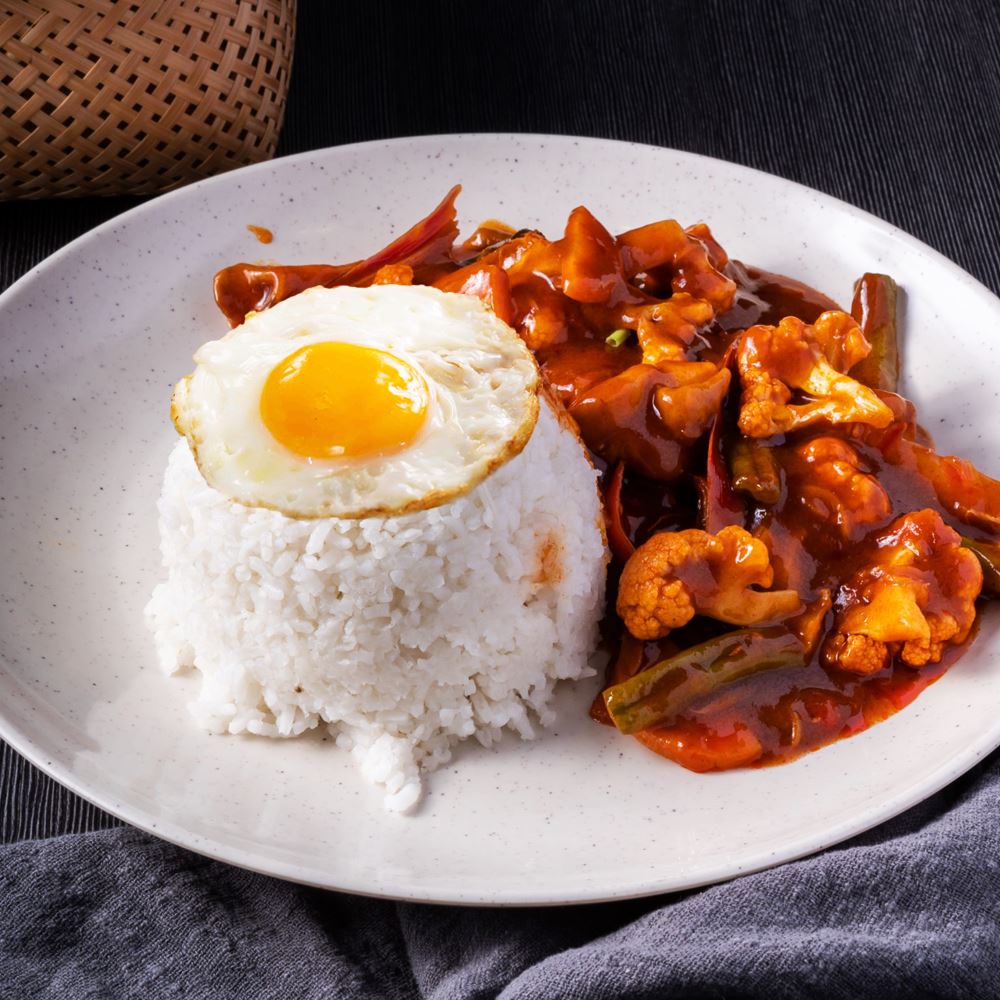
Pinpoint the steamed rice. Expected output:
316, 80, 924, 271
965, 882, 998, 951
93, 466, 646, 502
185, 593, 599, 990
145, 400, 607, 811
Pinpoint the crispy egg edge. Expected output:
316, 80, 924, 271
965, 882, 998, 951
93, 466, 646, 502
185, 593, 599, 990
170, 334, 545, 521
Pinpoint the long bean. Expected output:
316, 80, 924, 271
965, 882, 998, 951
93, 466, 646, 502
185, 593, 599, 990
603, 627, 805, 734
850, 273, 899, 392
730, 439, 782, 505
961, 537, 1000, 596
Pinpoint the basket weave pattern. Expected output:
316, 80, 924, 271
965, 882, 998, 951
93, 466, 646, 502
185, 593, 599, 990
0, 0, 296, 199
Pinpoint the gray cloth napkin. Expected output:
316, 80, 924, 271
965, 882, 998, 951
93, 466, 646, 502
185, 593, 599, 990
3, 754, 998, 999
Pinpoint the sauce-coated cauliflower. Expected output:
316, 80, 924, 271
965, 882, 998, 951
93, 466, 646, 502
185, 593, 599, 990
787, 437, 892, 541
620, 221, 736, 365
822, 509, 983, 674
738, 312, 895, 438
617, 525, 802, 639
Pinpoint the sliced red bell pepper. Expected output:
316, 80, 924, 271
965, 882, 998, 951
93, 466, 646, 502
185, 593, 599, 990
213, 185, 462, 326
603, 461, 635, 562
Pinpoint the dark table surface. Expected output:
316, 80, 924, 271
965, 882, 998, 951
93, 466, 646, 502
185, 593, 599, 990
3, 0, 999, 912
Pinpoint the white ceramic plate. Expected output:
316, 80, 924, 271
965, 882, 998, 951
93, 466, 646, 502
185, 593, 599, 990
2, 134, 999, 905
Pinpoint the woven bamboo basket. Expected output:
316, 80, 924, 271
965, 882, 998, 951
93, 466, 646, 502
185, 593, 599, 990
0, 0, 296, 199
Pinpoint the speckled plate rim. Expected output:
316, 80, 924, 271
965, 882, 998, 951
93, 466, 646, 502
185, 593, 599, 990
1, 133, 999, 906
3, 695, 999, 909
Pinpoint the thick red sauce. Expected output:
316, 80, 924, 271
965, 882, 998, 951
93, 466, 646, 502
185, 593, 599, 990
587, 271, 986, 772
212, 193, 995, 775
605, 628, 961, 772
246, 224, 274, 244
599, 440, 974, 772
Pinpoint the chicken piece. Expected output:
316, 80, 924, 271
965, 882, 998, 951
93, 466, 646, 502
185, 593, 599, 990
737, 312, 895, 438
473, 209, 736, 362
822, 509, 983, 675
618, 220, 736, 311
434, 262, 514, 325
653, 361, 732, 443
617, 525, 803, 639
559, 205, 626, 303
788, 437, 892, 541
570, 361, 730, 481
684, 222, 731, 274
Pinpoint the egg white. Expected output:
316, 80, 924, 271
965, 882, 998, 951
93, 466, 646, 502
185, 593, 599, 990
171, 284, 540, 518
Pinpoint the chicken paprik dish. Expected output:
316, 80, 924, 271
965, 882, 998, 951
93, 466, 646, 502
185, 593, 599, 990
214, 187, 1000, 773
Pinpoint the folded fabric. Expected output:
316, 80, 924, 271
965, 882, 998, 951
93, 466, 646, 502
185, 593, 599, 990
1, 753, 998, 999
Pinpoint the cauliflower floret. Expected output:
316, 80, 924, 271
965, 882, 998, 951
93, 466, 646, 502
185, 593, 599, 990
823, 633, 890, 676
738, 312, 895, 438
806, 309, 871, 370
789, 437, 892, 541
617, 525, 802, 639
822, 509, 983, 675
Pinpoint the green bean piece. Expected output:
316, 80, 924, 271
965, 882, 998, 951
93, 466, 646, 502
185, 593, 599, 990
730, 439, 782, 505
603, 627, 805, 734
850, 273, 899, 392
961, 537, 1000, 596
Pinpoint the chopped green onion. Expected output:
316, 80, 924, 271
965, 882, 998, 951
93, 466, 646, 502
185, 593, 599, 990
605, 328, 632, 348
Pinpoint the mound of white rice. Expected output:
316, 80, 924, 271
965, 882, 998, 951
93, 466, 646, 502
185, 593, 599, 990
145, 400, 607, 811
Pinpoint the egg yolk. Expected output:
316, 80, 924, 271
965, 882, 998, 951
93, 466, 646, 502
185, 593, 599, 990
260, 342, 428, 459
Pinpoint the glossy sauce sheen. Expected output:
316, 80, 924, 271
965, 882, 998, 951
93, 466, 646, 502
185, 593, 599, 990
592, 268, 979, 772
213, 198, 990, 775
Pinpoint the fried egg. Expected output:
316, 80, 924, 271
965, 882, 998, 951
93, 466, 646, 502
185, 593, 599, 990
171, 284, 540, 518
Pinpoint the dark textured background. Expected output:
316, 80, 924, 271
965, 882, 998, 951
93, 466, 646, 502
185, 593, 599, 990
2, 0, 999, 929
